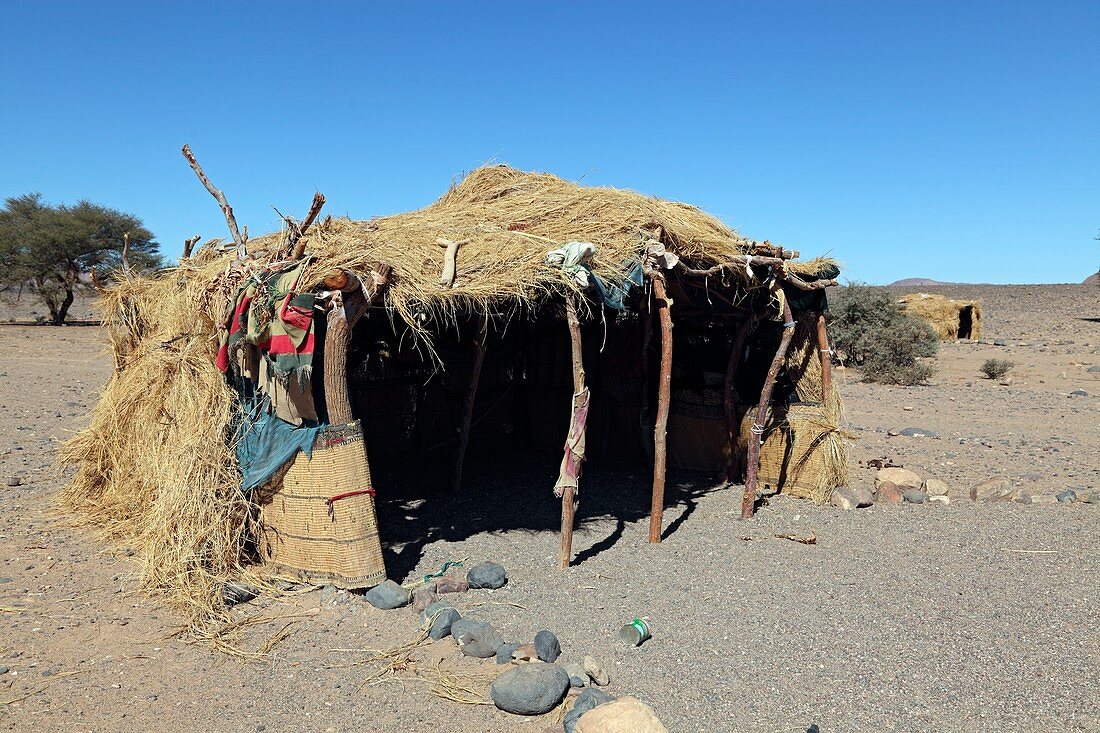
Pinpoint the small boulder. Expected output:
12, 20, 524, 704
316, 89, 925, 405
927, 495, 950, 505
583, 655, 610, 686
419, 600, 455, 628
563, 661, 588, 688
6, 477, 22, 487
875, 467, 922, 491
467, 561, 507, 589
428, 607, 461, 640
221, 581, 259, 607
490, 662, 570, 715
411, 585, 438, 613
874, 481, 904, 505
899, 427, 938, 439
563, 688, 616, 733
903, 489, 928, 504
574, 696, 668, 733
451, 619, 504, 658
1014, 491, 1033, 505
511, 643, 539, 663
364, 580, 410, 610
495, 641, 522, 665
971, 476, 1018, 502
534, 630, 561, 662
1081, 491, 1100, 504
1068, 389, 1088, 397
435, 575, 469, 594
923, 478, 950, 497
830, 487, 858, 510
1056, 489, 1077, 504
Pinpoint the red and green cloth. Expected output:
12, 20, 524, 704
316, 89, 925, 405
216, 261, 318, 387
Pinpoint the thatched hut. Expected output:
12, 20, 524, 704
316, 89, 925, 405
62, 164, 847, 619
898, 292, 982, 340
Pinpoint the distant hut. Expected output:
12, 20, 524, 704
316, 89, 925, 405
62, 163, 848, 620
898, 292, 982, 341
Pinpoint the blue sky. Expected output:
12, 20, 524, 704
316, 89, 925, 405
1, 1, 1097, 283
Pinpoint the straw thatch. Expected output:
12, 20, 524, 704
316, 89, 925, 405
61, 164, 844, 624
898, 292, 982, 341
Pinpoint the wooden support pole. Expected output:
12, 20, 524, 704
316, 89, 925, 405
648, 272, 674, 543
559, 294, 586, 568
724, 315, 758, 484
741, 296, 796, 519
323, 266, 391, 425
180, 144, 246, 258
816, 312, 833, 400
182, 234, 201, 259
453, 313, 489, 493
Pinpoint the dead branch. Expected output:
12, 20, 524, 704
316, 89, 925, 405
291, 193, 326, 259
182, 234, 201, 259
180, 144, 246, 258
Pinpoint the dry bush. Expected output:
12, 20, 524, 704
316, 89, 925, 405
828, 283, 938, 385
980, 358, 1014, 380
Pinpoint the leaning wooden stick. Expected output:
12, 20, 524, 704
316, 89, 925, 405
180, 144, 246, 258
559, 294, 586, 568
741, 294, 797, 519
291, 192, 327, 259
453, 313, 489, 493
648, 271, 674, 543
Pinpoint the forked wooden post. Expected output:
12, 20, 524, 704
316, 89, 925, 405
741, 296, 796, 519
323, 266, 391, 424
648, 272, 674, 543
559, 294, 586, 568
816, 312, 833, 399
453, 313, 489, 493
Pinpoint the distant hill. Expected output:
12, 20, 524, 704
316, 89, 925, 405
889, 278, 952, 286
1085, 271, 1099, 286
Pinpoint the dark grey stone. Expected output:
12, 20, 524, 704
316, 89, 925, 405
429, 607, 462, 640
0, 667, 8, 675
994, 339, 1007, 346
451, 619, 504, 658
563, 687, 616, 732
1069, 389, 1088, 397
419, 600, 455, 627
0, 578, 11, 584
6, 477, 22, 487
495, 641, 522, 664
467, 561, 507, 589
364, 580, 410, 610
903, 489, 928, 504
221, 581, 259, 607
1087, 365, 1100, 373
534, 629, 560, 662
489, 662, 569, 715
1056, 489, 1077, 503
899, 427, 938, 439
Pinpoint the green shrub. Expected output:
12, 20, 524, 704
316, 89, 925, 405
827, 283, 939, 385
980, 358, 1014, 380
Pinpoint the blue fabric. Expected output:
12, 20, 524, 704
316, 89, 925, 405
591, 261, 644, 311
234, 397, 323, 494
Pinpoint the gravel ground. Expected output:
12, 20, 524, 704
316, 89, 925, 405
1, 284, 1097, 732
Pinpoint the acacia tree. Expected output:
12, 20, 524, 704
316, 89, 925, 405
0, 194, 160, 324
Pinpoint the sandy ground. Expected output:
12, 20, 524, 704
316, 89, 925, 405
1, 284, 1097, 732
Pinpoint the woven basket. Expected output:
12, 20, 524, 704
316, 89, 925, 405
736, 403, 845, 503
256, 420, 386, 588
